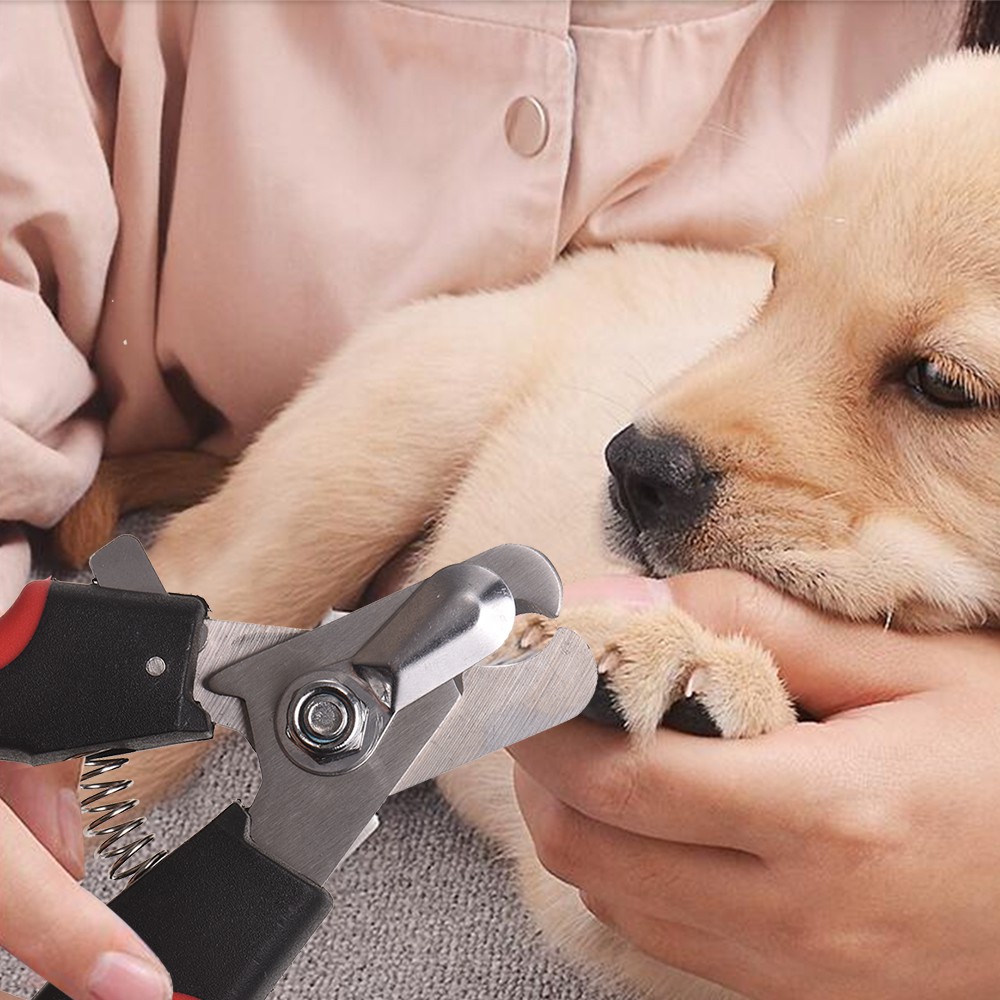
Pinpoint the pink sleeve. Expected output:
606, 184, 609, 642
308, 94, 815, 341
0, 2, 116, 608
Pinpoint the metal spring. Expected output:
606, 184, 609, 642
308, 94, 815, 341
80, 750, 165, 885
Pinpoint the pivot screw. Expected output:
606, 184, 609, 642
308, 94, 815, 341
302, 693, 348, 741
287, 684, 366, 759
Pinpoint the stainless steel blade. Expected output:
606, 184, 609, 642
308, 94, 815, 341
195, 619, 304, 738
462, 545, 562, 617
391, 627, 596, 793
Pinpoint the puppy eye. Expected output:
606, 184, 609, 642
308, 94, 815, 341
904, 359, 978, 409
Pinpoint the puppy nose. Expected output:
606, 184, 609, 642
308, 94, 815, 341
605, 425, 718, 535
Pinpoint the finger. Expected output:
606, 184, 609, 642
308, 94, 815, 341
0, 799, 172, 1000
580, 894, 765, 998
510, 717, 835, 852
668, 569, 969, 716
563, 576, 675, 612
514, 767, 773, 938
0, 758, 84, 878
509, 719, 787, 853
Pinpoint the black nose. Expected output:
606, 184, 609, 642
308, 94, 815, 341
605, 425, 718, 536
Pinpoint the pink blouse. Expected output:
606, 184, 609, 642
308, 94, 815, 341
0, 0, 961, 606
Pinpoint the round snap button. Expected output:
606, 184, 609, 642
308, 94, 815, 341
504, 96, 549, 157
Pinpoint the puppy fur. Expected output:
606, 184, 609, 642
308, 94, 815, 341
89, 52, 1000, 1000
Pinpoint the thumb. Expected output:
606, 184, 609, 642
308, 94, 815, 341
0, 798, 172, 1000
666, 569, 958, 718
563, 575, 677, 611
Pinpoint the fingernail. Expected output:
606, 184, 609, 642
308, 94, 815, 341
636, 576, 674, 607
57, 787, 85, 880
564, 575, 674, 611
88, 951, 172, 1000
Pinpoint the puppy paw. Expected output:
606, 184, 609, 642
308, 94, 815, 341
610, 613, 795, 738
532, 604, 796, 740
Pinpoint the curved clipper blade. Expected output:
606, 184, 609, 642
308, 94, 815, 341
462, 544, 562, 618
391, 626, 596, 793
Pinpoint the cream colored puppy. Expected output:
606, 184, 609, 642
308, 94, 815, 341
108, 52, 1000, 999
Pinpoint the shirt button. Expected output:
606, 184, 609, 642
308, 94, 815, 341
505, 96, 549, 157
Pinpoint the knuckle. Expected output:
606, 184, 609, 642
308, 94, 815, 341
821, 790, 908, 858
531, 807, 581, 884
801, 922, 892, 975
769, 885, 900, 975
579, 891, 612, 924
724, 571, 776, 632
577, 752, 642, 825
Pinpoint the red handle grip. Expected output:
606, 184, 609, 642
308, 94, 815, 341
0, 579, 50, 670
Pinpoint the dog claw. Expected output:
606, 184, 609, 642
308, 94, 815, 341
684, 667, 708, 699
517, 619, 553, 650
596, 647, 620, 675
518, 626, 538, 649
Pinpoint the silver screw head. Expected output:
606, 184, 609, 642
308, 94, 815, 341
287, 683, 367, 759
145, 656, 166, 677
302, 693, 348, 740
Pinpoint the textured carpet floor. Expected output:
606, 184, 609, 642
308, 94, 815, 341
0, 517, 619, 999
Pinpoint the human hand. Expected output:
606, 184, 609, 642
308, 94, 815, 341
0, 759, 171, 1000
511, 570, 1000, 1000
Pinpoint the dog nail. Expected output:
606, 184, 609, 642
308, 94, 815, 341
684, 668, 708, 699
596, 648, 619, 674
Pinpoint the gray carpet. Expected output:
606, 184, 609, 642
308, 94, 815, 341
0, 517, 618, 999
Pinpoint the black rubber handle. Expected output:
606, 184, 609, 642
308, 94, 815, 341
0, 579, 213, 764
35, 804, 332, 1000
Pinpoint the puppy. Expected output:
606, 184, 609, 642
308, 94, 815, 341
68, 52, 1000, 999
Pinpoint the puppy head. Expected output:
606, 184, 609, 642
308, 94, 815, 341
606, 52, 1000, 631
